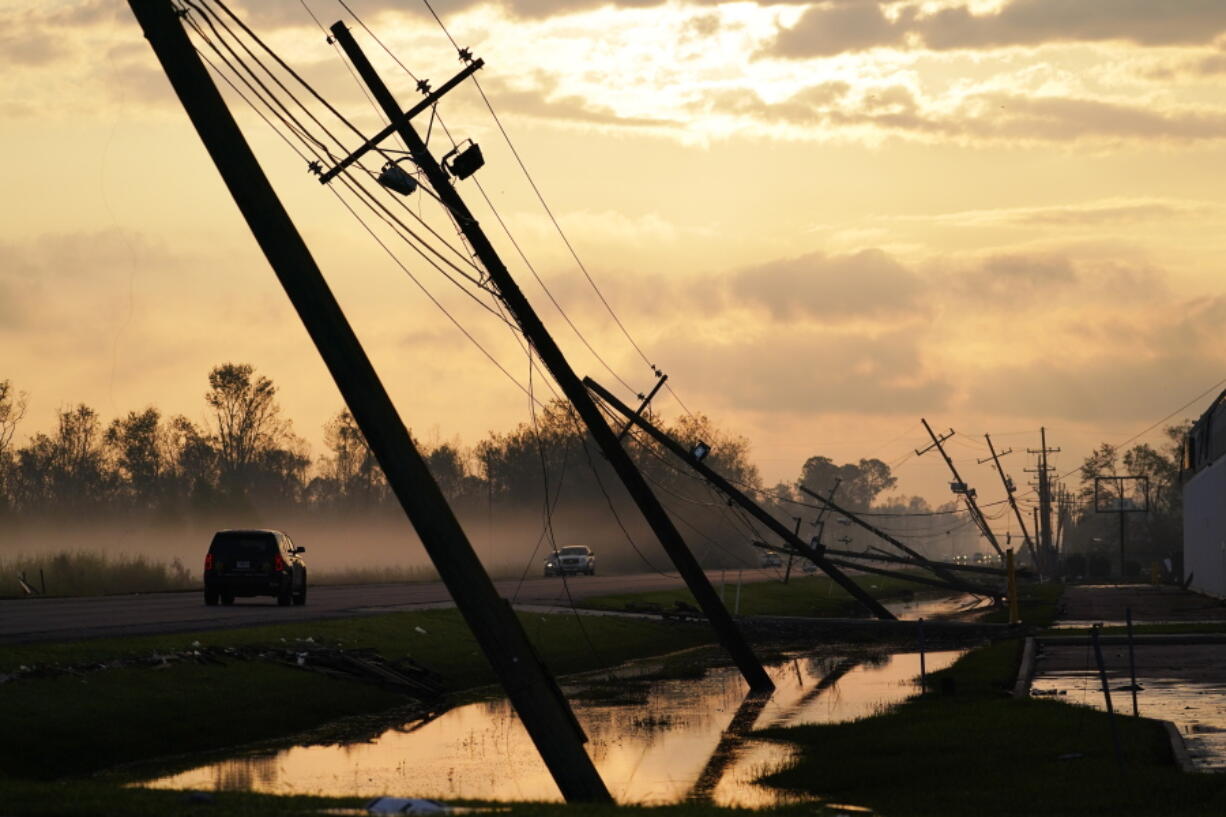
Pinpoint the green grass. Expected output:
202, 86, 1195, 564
756, 633, 1226, 816
580, 573, 942, 618
0, 551, 196, 599
0, 609, 713, 781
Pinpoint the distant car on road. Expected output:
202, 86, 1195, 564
204, 529, 307, 607
760, 551, 783, 568
544, 545, 596, 577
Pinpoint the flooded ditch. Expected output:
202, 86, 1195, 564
139, 647, 963, 805
1032, 641, 1226, 771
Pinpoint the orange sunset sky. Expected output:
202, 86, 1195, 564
4, 0, 1226, 535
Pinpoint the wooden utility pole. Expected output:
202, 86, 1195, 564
1026, 427, 1060, 576
982, 434, 1040, 575
328, 23, 773, 692
918, 419, 1003, 557
584, 377, 895, 619
128, 1, 610, 801
798, 487, 999, 597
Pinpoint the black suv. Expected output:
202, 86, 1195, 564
204, 529, 307, 607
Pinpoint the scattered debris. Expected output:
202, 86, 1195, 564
0, 641, 446, 699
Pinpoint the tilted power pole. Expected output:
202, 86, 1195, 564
584, 376, 895, 619
798, 487, 999, 597
128, 0, 610, 801
328, 23, 772, 692
918, 419, 1003, 557
981, 434, 1040, 575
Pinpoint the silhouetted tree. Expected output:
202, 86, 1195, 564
204, 363, 305, 504
0, 379, 26, 514
797, 456, 897, 510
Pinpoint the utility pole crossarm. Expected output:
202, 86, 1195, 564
317, 59, 484, 184
327, 21, 772, 693
584, 376, 896, 620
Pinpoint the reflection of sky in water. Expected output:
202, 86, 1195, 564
142, 649, 961, 806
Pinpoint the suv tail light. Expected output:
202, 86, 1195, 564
204, 553, 214, 571
273, 553, 287, 573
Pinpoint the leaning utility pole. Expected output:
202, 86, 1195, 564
981, 434, 1039, 575
798, 487, 999, 597
328, 23, 771, 692
128, 1, 610, 801
918, 419, 1003, 557
584, 377, 894, 619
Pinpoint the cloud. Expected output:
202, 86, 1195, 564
662, 324, 953, 414
768, 0, 1226, 59
690, 82, 1226, 145
918, 0, 1226, 51
771, 0, 910, 58
728, 248, 925, 322
0, 229, 177, 329
480, 75, 679, 127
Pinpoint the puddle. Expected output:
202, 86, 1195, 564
1032, 642, 1226, 771
139, 649, 962, 805
882, 592, 993, 620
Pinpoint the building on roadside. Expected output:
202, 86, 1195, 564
1182, 390, 1226, 598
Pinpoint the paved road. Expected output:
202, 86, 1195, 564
0, 570, 781, 645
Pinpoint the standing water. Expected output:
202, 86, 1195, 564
140, 648, 962, 805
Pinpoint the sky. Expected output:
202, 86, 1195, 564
3, 0, 1226, 536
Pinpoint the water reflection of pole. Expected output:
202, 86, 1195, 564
686, 690, 774, 802
918, 618, 927, 695
767, 658, 862, 726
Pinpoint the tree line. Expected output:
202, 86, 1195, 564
0, 365, 781, 529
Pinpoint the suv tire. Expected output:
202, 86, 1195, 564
204, 588, 219, 606
293, 581, 307, 606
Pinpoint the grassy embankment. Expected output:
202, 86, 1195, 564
580, 572, 943, 618
0, 608, 718, 816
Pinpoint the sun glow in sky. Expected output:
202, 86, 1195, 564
4, 0, 1226, 526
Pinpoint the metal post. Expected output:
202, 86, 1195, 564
1126, 607, 1139, 717
917, 617, 927, 694
329, 21, 772, 694
129, 1, 611, 800
1091, 624, 1125, 771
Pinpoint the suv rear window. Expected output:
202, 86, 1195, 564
209, 532, 278, 560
